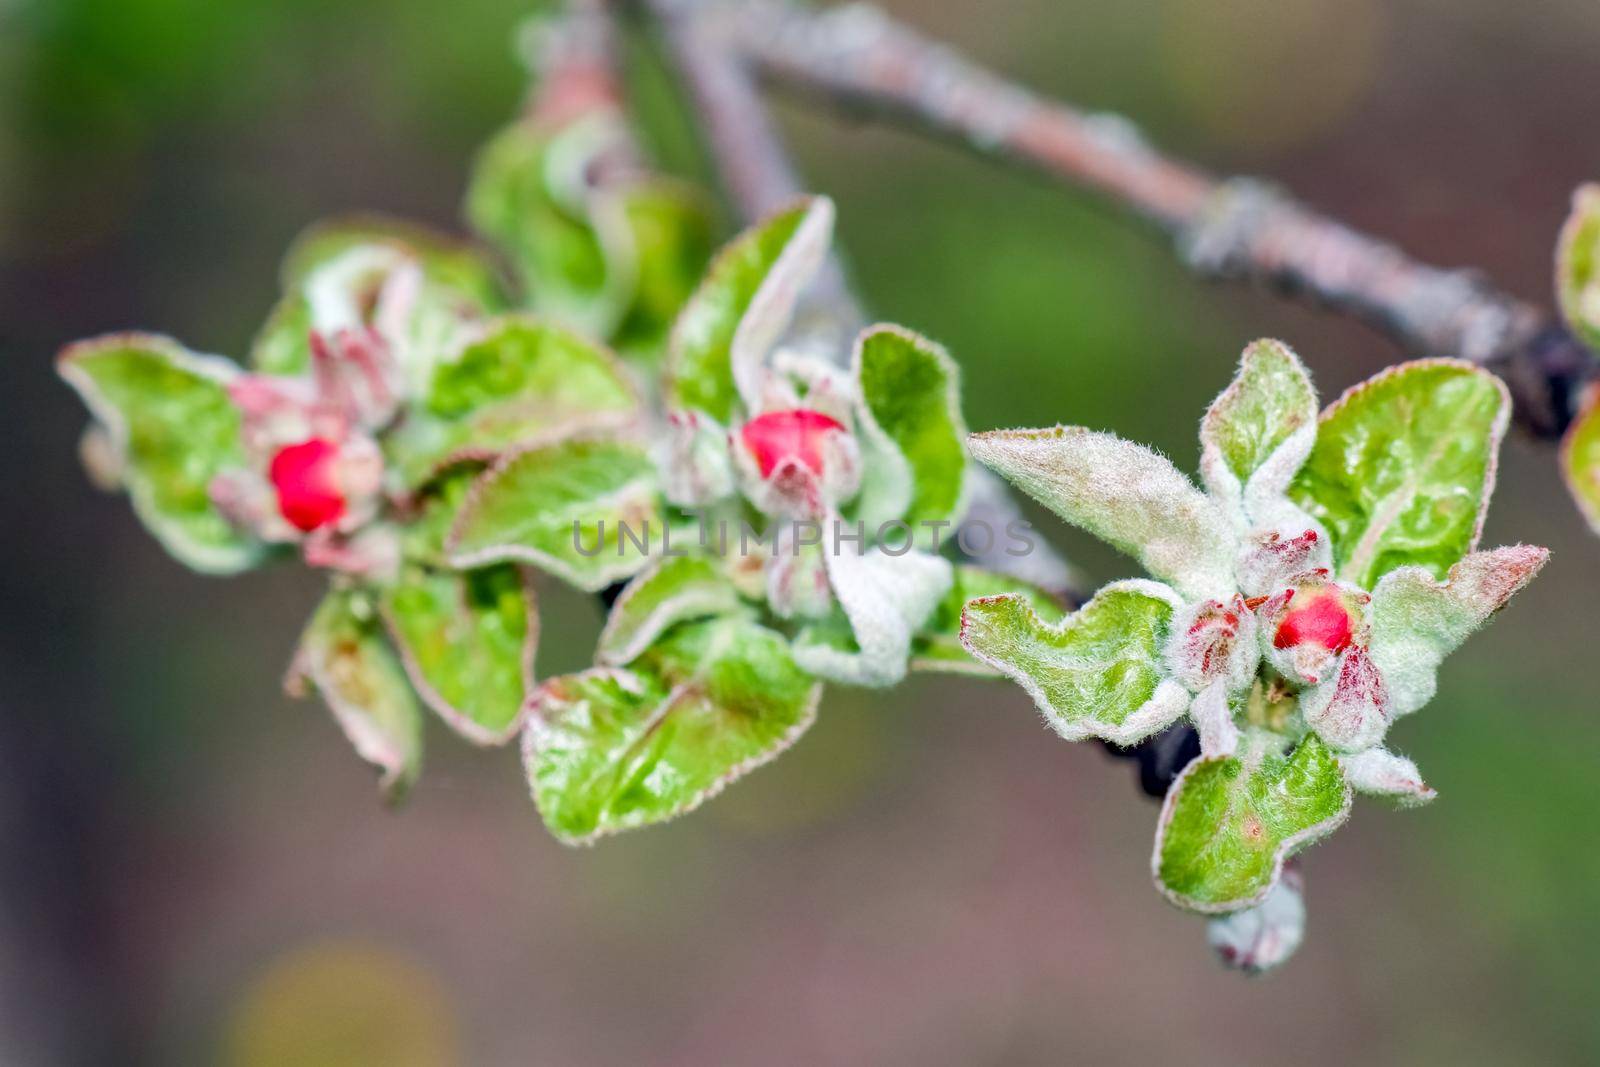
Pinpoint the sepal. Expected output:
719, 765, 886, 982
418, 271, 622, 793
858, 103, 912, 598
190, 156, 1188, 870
1299, 645, 1390, 752
1339, 747, 1436, 807
792, 543, 952, 686
657, 410, 736, 507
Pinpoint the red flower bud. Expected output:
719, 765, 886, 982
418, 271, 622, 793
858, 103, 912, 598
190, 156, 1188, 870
269, 437, 347, 532
1272, 587, 1356, 654
739, 408, 846, 479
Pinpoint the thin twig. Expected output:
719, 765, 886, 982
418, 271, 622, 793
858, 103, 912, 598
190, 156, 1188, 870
629, 0, 865, 338
620, 0, 1081, 596
722, 0, 1595, 439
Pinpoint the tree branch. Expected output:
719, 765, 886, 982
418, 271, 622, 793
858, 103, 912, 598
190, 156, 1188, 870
721, 0, 1595, 439
619, 0, 1080, 597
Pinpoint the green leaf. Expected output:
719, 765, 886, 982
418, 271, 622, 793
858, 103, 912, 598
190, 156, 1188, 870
967, 426, 1236, 601
911, 565, 1066, 675
58, 334, 263, 573
1199, 338, 1317, 515
1366, 544, 1547, 717
1561, 383, 1600, 534
852, 325, 970, 528
608, 181, 717, 363
1288, 359, 1510, 589
466, 119, 609, 322
446, 435, 662, 591
398, 466, 482, 566
1153, 732, 1351, 913
289, 589, 424, 805
596, 554, 743, 666
525, 616, 821, 843
1556, 183, 1600, 351
665, 196, 833, 421
959, 579, 1190, 744
251, 218, 503, 377
250, 293, 316, 378
280, 215, 505, 304
383, 315, 640, 488
380, 563, 536, 745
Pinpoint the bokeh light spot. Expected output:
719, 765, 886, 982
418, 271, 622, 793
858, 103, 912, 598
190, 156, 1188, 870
224, 941, 461, 1067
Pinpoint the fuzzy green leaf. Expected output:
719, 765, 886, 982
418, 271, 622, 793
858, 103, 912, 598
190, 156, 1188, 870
252, 219, 502, 377
280, 215, 504, 302
597, 554, 743, 667
446, 435, 661, 591
384, 316, 639, 488
1556, 183, 1600, 351
250, 294, 317, 379
911, 565, 1066, 675
1561, 383, 1600, 534
1289, 360, 1509, 589
466, 120, 607, 320
58, 334, 262, 573
1153, 733, 1350, 912
1367, 544, 1548, 717
852, 325, 970, 528
666, 197, 832, 421
609, 182, 716, 362
525, 616, 821, 843
968, 426, 1236, 601
1199, 339, 1317, 515
380, 563, 536, 745
960, 580, 1190, 744
290, 590, 424, 805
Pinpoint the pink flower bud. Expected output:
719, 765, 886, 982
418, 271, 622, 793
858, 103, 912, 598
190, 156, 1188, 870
1257, 576, 1369, 686
1166, 594, 1259, 693
1273, 586, 1355, 656
1235, 525, 1328, 597
269, 438, 348, 532
739, 408, 847, 479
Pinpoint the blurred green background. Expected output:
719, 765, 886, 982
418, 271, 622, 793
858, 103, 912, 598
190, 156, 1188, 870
3, 0, 1599, 1062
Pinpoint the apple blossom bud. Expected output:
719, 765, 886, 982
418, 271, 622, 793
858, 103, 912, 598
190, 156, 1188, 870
270, 438, 348, 532
1165, 594, 1259, 693
1300, 644, 1391, 752
1207, 863, 1306, 975
658, 410, 735, 507
736, 407, 862, 516
1235, 525, 1329, 597
1259, 576, 1369, 686
740, 408, 848, 478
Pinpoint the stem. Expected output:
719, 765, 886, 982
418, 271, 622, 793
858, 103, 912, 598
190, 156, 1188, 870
722, 0, 1595, 439
630, 0, 865, 337
621, 0, 1081, 597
